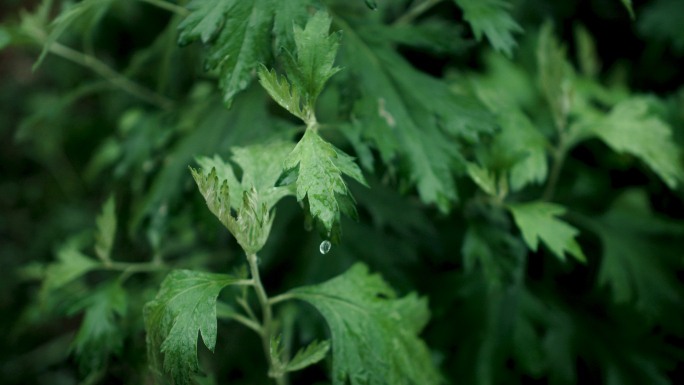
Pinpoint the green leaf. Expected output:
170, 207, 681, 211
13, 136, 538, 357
494, 110, 549, 191
69, 281, 127, 373
364, 19, 471, 55
462, 223, 526, 288
330, 144, 369, 188
283, 129, 364, 231
42, 240, 102, 294
288, 263, 442, 385
576, 97, 684, 189
537, 21, 574, 131
178, 0, 274, 107
94, 195, 116, 262
131, 88, 286, 232
257, 65, 308, 122
593, 190, 684, 316
453, 0, 523, 57
574, 24, 601, 78
638, 0, 684, 54
190, 167, 275, 253
468, 51, 549, 191
282, 10, 342, 106
618, 0, 636, 20
270, 335, 331, 375
507, 201, 586, 263
272, 0, 316, 52
196, 141, 296, 211
364, 0, 378, 10
466, 162, 498, 197
0, 26, 11, 51
34, 0, 115, 70
144, 270, 244, 385
231, 142, 298, 208
285, 339, 331, 372
177, 0, 232, 43
339, 23, 495, 212
195, 155, 242, 204
492, 108, 548, 192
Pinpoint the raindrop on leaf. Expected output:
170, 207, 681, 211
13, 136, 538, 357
319, 240, 332, 255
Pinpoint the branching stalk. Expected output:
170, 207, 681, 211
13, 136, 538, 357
543, 123, 569, 201
106, 260, 165, 273
47, 42, 175, 110
269, 293, 295, 306
393, 0, 442, 26
217, 308, 262, 334
237, 297, 260, 325
247, 253, 286, 385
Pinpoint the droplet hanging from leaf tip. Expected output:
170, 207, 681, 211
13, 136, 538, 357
319, 240, 332, 254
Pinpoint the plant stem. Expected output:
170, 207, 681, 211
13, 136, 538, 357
138, 0, 190, 16
543, 126, 569, 201
217, 308, 262, 334
247, 253, 285, 385
237, 297, 260, 324
108, 260, 167, 284
106, 260, 165, 273
269, 293, 295, 306
393, 0, 442, 26
48, 42, 175, 110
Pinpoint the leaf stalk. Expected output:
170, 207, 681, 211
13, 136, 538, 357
247, 253, 286, 385
393, 0, 443, 26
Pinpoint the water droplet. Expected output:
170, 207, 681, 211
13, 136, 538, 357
319, 240, 332, 255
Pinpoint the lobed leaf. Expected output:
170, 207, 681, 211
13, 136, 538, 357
69, 281, 127, 373
144, 270, 243, 385
178, 0, 274, 107
576, 97, 684, 189
537, 21, 574, 131
190, 166, 275, 253
453, 0, 523, 57
257, 65, 307, 122
285, 339, 331, 372
282, 10, 342, 106
283, 129, 364, 231
288, 263, 442, 385
594, 190, 684, 316
42, 242, 101, 295
339, 25, 494, 212
462, 223, 527, 288
196, 141, 296, 212
507, 201, 586, 263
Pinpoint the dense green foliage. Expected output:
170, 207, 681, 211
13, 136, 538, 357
1, 0, 683, 384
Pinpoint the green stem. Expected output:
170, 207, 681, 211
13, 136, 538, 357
48, 42, 175, 110
107, 260, 167, 284
217, 308, 262, 334
269, 293, 295, 306
543, 130, 569, 201
106, 260, 165, 273
393, 0, 443, 26
237, 297, 260, 324
247, 253, 285, 385
138, 0, 190, 16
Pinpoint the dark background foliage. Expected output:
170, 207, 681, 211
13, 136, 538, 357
1, 0, 683, 384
